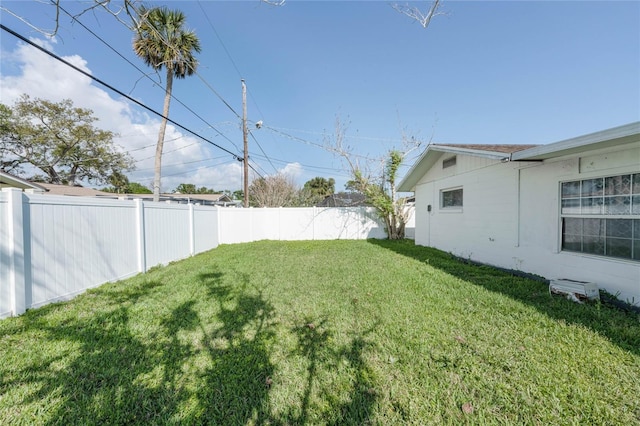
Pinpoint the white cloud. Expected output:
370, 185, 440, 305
0, 38, 238, 192
279, 162, 303, 180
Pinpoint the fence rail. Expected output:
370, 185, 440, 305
1, 189, 393, 318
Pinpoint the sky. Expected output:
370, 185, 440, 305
1, 0, 638, 194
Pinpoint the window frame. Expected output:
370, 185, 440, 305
559, 173, 640, 262
440, 186, 463, 211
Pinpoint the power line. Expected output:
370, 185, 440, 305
196, 0, 242, 78
249, 153, 351, 177
195, 1, 280, 176
132, 155, 229, 172
55, 2, 243, 153
0, 23, 270, 180
267, 125, 406, 144
249, 131, 279, 174
263, 125, 374, 162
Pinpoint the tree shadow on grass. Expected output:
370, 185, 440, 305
281, 316, 379, 425
0, 278, 201, 424
13, 308, 180, 424
190, 270, 276, 424
2, 265, 382, 424
196, 270, 380, 425
3, 268, 278, 424
370, 239, 640, 357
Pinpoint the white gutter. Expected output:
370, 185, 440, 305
430, 145, 511, 161
512, 122, 640, 161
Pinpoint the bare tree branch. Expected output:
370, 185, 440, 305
322, 113, 427, 239
391, 0, 444, 29
261, 0, 286, 6
73, 0, 141, 31
1, 0, 143, 38
0, 0, 59, 37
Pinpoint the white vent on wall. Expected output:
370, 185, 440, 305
549, 279, 599, 301
442, 156, 456, 169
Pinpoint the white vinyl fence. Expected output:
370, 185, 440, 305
1, 188, 390, 319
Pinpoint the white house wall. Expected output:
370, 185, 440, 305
412, 143, 640, 305
415, 154, 521, 262
518, 143, 640, 305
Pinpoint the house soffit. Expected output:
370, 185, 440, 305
399, 122, 640, 192
398, 145, 518, 192
512, 122, 640, 161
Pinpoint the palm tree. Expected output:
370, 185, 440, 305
132, 6, 201, 202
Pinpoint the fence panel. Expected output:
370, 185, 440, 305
278, 207, 316, 240
217, 208, 253, 244
1, 193, 388, 319
143, 203, 191, 268
193, 205, 219, 253
251, 209, 282, 241
27, 194, 139, 309
314, 207, 385, 240
0, 192, 10, 317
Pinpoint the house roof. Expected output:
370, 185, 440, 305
398, 121, 640, 192
433, 144, 539, 155
511, 122, 640, 161
38, 183, 115, 197
165, 193, 233, 203
130, 193, 235, 204
0, 171, 47, 191
35, 184, 235, 205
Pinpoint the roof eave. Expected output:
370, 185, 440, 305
0, 171, 47, 191
398, 145, 510, 192
512, 122, 640, 161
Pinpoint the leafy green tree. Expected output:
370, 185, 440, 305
133, 6, 201, 202
173, 183, 197, 194
0, 95, 134, 186
106, 171, 130, 193
196, 186, 216, 194
173, 183, 217, 194
103, 178, 152, 194
126, 182, 153, 194
303, 177, 335, 199
346, 150, 410, 239
232, 190, 244, 201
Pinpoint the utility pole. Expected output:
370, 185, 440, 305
242, 79, 249, 208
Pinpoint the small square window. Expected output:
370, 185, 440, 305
441, 188, 463, 208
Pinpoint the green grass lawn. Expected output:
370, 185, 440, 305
1, 240, 639, 425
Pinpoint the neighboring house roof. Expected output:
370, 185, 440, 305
164, 193, 234, 203
317, 193, 368, 207
0, 171, 47, 191
35, 183, 237, 205
37, 183, 114, 197
398, 121, 640, 192
130, 193, 236, 205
